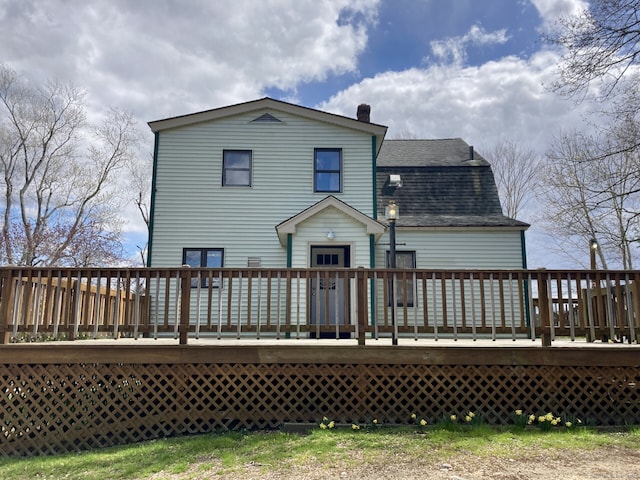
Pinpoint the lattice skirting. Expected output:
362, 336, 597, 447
1, 362, 639, 456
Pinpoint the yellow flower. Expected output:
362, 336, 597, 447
538, 416, 546, 423
565, 421, 573, 428
351, 424, 360, 430
468, 411, 475, 418
328, 421, 335, 429
555, 417, 561, 423
527, 420, 533, 425
577, 418, 583, 424
450, 415, 457, 421
465, 416, 472, 423
320, 423, 327, 429
529, 414, 536, 422
411, 413, 417, 419
515, 410, 523, 416
323, 416, 329, 422
420, 419, 427, 426
373, 419, 378, 424
545, 413, 553, 422
551, 419, 558, 426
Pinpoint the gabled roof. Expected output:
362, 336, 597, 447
275, 196, 386, 245
148, 97, 388, 154
377, 139, 529, 229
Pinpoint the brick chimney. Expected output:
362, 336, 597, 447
357, 104, 371, 123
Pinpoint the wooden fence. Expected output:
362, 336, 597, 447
1, 267, 640, 345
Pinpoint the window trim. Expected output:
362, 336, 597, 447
386, 250, 416, 307
222, 149, 252, 187
314, 148, 342, 193
182, 248, 224, 288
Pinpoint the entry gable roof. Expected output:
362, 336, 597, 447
275, 196, 386, 245
148, 97, 388, 154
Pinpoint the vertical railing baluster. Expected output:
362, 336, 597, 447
276, 270, 282, 340
489, 273, 496, 341
217, 270, 223, 339
295, 271, 301, 339
195, 270, 202, 339
32, 271, 42, 339
257, 271, 263, 340
113, 271, 121, 340
625, 273, 635, 343
470, 272, 477, 341
567, 274, 575, 341
237, 270, 243, 339
432, 272, 438, 341
509, 272, 516, 341
451, 273, 458, 341
153, 271, 160, 340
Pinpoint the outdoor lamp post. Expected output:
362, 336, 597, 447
590, 238, 598, 270
385, 200, 398, 346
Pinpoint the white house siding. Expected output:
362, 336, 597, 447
150, 109, 376, 270
149, 109, 376, 335
373, 228, 528, 335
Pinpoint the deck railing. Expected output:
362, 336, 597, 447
1, 267, 639, 345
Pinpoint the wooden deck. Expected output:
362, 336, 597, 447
2, 266, 640, 456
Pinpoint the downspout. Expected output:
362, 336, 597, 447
286, 233, 292, 268
147, 131, 160, 267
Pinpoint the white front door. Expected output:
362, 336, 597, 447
310, 246, 350, 337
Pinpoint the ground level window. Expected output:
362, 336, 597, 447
182, 248, 224, 287
386, 250, 416, 306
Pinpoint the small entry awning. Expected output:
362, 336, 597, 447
275, 195, 386, 246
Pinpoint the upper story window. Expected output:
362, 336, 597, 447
314, 148, 342, 193
223, 150, 252, 186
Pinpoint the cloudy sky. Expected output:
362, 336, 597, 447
1, 0, 595, 267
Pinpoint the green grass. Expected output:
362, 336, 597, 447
1, 426, 639, 479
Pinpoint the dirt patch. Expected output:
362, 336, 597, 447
144, 445, 640, 479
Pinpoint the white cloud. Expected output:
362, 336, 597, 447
529, 0, 588, 28
0, 0, 380, 120
319, 49, 596, 156
429, 24, 510, 65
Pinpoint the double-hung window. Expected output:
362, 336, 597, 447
314, 148, 342, 192
223, 150, 252, 186
386, 250, 416, 307
182, 248, 224, 288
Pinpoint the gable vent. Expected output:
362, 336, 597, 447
251, 113, 282, 123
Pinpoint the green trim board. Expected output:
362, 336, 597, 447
147, 131, 160, 267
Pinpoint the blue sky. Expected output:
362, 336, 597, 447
0, 0, 595, 267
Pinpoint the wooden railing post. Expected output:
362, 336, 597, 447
537, 269, 551, 346
357, 267, 367, 346
180, 266, 191, 345
0, 269, 16, 344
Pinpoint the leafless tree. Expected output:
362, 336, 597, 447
538, 127, 640, 269
125, 151, 153, 266
546, 0, 640, 105
0, 65, 141, 266
483, 139, 540, 220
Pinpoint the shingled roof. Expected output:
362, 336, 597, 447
376, 139, 529, 229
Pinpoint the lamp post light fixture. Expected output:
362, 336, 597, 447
385, 200, 399, 346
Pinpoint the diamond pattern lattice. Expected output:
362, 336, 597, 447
1, 362, 639, 456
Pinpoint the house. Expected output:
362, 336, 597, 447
147, 97, 529, 332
